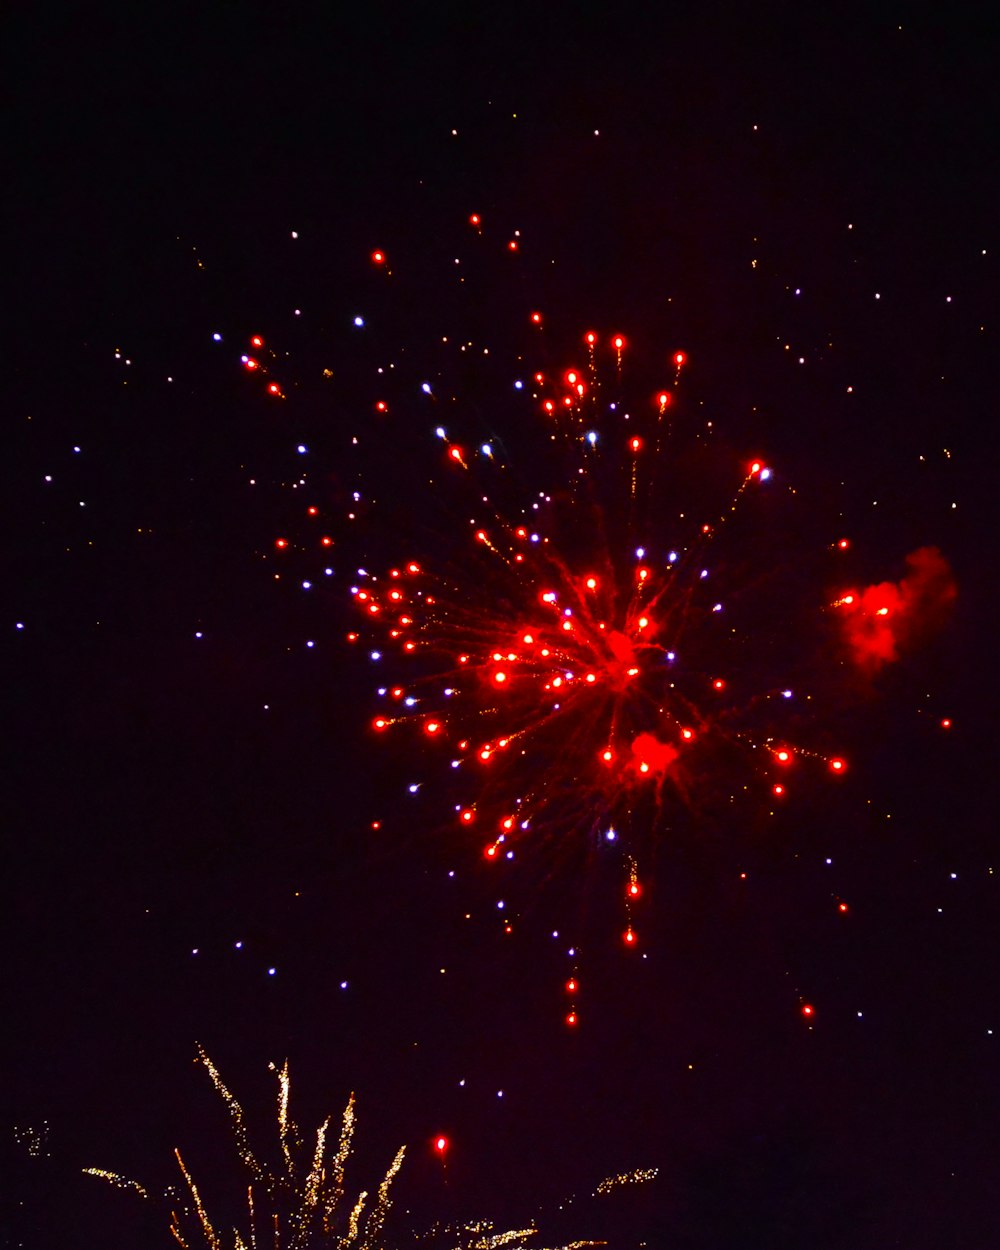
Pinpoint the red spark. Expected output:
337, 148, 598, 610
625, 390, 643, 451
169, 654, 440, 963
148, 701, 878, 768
837, 546, 956, 672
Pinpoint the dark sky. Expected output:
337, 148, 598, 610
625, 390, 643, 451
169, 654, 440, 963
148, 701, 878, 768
5, 6, 998, 1248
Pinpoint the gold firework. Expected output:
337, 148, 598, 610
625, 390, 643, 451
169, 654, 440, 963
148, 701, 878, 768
86, 1048, 601, 1250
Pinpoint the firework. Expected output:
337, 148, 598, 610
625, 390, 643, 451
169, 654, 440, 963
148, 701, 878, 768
86, 1048, 600, 1250
343, 304, 849, 936
832, 544, 956, 673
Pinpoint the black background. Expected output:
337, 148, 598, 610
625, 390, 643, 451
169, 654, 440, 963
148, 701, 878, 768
5, 5, 998, 1247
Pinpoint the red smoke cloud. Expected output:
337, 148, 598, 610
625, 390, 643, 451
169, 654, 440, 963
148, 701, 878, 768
835, 546, 956, 672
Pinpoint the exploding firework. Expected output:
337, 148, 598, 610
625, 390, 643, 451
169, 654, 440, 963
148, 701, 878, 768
339, 312, 849, 923
239, 218, 953, 985
86, 1048, 601, 1250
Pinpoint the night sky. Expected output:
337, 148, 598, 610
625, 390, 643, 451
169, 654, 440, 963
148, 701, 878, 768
6, 7, 998, 1248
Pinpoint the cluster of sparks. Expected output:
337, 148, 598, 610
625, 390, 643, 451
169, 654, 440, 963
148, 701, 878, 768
593, 1168, 659, 1197
341, 306, 851, 965
86, 1049, 600, 1250
240, 220, 955, 1032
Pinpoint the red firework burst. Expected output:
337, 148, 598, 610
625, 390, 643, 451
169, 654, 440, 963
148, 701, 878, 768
347, 328, 848, 896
